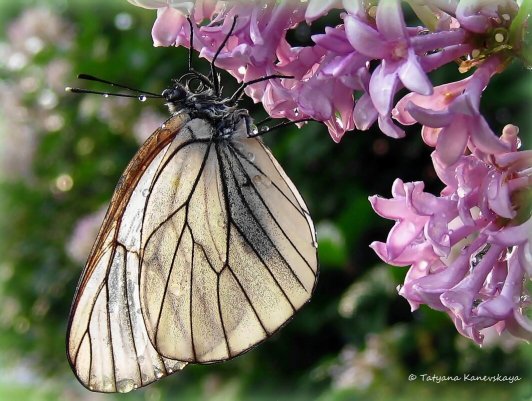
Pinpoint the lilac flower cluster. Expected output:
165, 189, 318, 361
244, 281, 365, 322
128, 0, 531, 344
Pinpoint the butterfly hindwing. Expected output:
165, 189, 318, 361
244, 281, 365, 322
66, 114, 190, 392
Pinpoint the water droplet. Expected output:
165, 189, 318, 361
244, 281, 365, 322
138, 95, 147, 102
262, 176, 272, 187
311, 239, 318, 248
294, 108, 299, 116
137, 355, 145, 363
237, 65, 247, 75
161, 123, 166, 128
103, 93, 109, 98
457, 187, 466, 197
260, 126, 270, 133
172, 362, 187, 371
154, 366, 164, 378
247, 152, 255, 162
516, 138, 522, 149
142, 188, 149, 197
252, 175, 271, 187
251, 125, 258, 135
117, 379, 136, 393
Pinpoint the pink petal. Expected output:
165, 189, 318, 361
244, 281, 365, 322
486, 172, 515, 219
152, 7, 185, 47
312, 27, 353, 54
344, 15, 388, 58
421, 126, 441, 147
369, 63, 399, 115
369, 194, 410, 219
455, 1, 491, 33
435, 116, 469, 165
305, 0, 339, 22
406, 103, 453, 128
378, 115, 405, 138
505, 310, 532, 341
386, 219, 426, 260
397, 49, 432, 95
376, 0, 408, 40
353, 93, 378, 130
488, 218, 532, 246
469, 116, 511, 156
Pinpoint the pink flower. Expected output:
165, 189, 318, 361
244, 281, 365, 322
344, 0, 432, 138
394, 56, 510, 165
370, 126, 532, 343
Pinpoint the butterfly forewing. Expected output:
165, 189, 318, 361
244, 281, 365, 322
68, 114, 318, 391
139, 119, 318, 363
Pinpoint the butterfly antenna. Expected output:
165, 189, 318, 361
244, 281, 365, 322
77, 74, 162, 97
65, 86, 162, 99
248, 118, 314, 138
187, 16, 194, 72
186, 17, 214, 89
211, 16, 238, 97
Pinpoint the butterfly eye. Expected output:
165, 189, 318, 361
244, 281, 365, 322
162, 85, 187, 102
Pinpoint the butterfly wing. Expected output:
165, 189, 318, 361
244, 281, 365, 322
139, 121, 319, 363
68, 114, 318, 392
66, 113, 191, 392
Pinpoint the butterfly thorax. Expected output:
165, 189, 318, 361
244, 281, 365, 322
163, 81, 251, 139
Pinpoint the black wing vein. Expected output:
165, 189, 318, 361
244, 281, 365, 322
226, 144, 315, 275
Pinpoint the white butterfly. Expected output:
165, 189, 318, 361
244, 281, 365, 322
66, 17, 318, 393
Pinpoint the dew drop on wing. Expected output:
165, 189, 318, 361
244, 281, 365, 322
116, 378, 136, 393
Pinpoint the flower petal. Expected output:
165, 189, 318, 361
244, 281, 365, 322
152, 6, 185, 47
344, 15, 388, 58
435, 116, 469, 165
397, 49, 432, 95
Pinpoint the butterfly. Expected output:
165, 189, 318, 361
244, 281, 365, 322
66, 17, 319, 393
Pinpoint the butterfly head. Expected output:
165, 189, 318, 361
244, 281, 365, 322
162, 77, 239, 126
162, 82, 188, 104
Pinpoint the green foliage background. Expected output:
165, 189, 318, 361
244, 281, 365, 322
0, 1, 530, 400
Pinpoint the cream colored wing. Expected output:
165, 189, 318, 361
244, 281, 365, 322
140, 124, 318, 363
66, 113, 192, 392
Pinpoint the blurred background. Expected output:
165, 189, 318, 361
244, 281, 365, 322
0, 1, 530, 400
